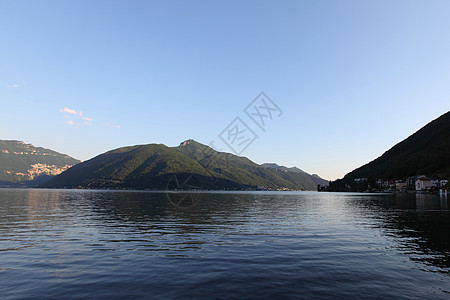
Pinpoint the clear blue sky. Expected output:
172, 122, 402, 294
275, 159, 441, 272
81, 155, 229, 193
1, 0, 449, 180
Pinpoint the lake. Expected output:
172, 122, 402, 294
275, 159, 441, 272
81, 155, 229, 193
0, 189, 449, 299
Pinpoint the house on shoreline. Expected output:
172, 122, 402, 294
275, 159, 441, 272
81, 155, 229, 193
371, 175, 448, 192
415, 176, 432, 191
415, 176, 448, 191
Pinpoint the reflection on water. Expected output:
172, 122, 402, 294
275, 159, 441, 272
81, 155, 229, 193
0, 189, 449, 299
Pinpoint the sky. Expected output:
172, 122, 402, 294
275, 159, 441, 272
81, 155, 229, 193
1, 0, 449, 180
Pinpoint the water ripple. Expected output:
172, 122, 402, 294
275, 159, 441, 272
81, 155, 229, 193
0, 189, 449, 299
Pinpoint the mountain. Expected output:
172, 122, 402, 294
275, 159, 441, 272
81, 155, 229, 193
42, 139, 327, 190
260, 163, 329, 187
175, 140, 328, 189
329, 111, 450, 191
0, 140, 80, 187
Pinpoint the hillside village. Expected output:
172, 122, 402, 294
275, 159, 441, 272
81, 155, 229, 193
349, 176, 448, 193
326, 111, 449, 193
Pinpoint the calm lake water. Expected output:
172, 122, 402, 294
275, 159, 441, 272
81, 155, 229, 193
0, 189, 449, 299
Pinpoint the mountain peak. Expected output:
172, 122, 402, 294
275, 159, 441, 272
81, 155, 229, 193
179, 139, 198, 147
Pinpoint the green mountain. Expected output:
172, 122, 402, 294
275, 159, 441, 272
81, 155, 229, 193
42, 139, 327, 190
175, 140, 328, 189
260, 163, 329, 187
0, 140, 80, 187
329, 111, 450, 191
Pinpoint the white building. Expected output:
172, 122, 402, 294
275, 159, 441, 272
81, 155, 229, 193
431, 180, 440, 188
415, 176, 432, 191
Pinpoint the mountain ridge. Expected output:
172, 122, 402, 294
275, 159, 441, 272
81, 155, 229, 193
0, 140, 81, 187
42, 139, 328, 190
328, 111, 450, 191
260, 163, 328, 186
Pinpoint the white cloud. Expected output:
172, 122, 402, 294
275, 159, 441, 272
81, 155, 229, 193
0, 83, 19, 88
78, 111, 93, 121
102, 122, 121, 129
59, 107, 119, 129
60, 107, 78, 115
60, 107, 94, 126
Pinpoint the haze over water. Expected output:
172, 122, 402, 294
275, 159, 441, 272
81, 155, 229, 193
1, 189, 449, 299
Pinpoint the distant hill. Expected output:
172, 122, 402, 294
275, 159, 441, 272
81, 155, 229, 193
42, 139, 327, 190
260, 163, 329, 187
0, 140, 80, 187
175, 140, 328, 189
329, 111, 450, 191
